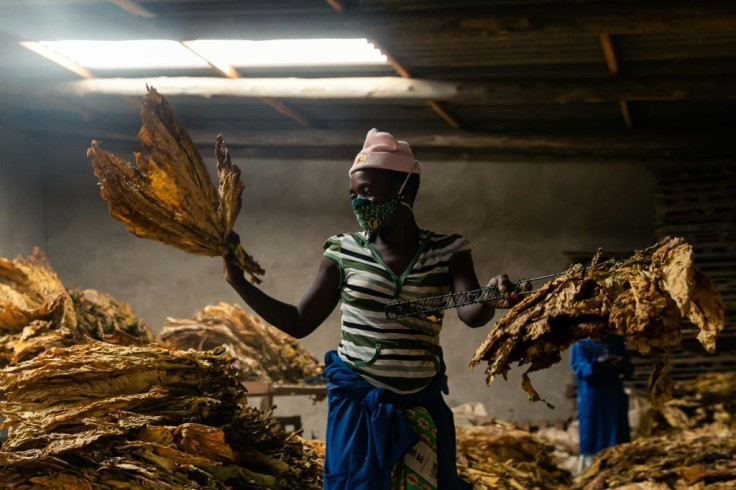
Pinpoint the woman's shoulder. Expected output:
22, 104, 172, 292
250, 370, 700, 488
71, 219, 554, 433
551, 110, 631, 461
423, 230, 470, 250
322, 232, 363, 251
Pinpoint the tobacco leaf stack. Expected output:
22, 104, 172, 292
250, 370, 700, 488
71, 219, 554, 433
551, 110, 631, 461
70, 288, 156, 346
455, 421, 572, 490
87, 87, 264, 284
647, 372, 736, 433
470, 237, 725, 406
160, 303, 322, 384
0, 343, 322, 489
0, 248, 83, 367
573, 424, 735, 489
1, 248, 157, 368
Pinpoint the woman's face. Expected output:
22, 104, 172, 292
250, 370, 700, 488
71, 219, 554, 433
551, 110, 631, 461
349, 168, 399, 203
348, 169, 396, 203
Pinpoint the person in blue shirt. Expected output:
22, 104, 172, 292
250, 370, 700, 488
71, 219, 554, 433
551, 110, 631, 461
570, 335, 633, 473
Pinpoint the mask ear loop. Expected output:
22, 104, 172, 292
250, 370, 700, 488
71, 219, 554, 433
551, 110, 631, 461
397, 161, 417, 211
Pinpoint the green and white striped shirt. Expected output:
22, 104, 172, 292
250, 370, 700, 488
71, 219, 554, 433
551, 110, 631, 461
323, 230, 471, 394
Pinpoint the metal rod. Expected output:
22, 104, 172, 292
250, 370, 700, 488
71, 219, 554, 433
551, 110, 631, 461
384, 267, 586, 319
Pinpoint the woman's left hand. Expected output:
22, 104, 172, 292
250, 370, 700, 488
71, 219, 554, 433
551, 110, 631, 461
485, 274, 532, 308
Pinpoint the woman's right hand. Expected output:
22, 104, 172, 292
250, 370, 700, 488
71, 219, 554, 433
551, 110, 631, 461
222, 252, 246, 287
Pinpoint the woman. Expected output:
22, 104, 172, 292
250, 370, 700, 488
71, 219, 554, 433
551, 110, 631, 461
570, 335, 633, 474
224, 129, 525, 489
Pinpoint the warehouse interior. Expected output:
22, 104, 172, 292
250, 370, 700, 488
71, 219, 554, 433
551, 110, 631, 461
0, 1, 734, 488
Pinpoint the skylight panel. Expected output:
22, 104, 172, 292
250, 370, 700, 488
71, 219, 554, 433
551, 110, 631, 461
183, 39, 388, 67
32, 40, 210, 69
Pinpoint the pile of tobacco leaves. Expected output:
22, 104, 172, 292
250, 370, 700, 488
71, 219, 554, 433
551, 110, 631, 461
161, 303, 322, 385
647, 372, 736, 433
70, 288, 155, 345
0, 249, 154, 368
573, 423, 735, 489
88, 87, 264, 284
0, 248, 80, 367
470, 237, 725, 407
455, 421, 572, 490
0, 343, 322, 489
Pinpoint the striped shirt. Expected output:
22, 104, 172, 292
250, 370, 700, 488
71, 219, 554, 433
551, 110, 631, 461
323, 230, 471, 394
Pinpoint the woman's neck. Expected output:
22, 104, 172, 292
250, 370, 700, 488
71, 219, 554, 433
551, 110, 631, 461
371, 209, 420, 248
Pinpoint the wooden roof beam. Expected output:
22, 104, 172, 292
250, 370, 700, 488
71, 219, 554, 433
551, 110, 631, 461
34, 94, 95, 121
18, 41, 135, 118
32, 76, 736, 103
323, 2, 461, 130
600, 34, 633, 128
40, 127, 733, 161
182, 42, 315, 128
369, 38, 461, 129
108, 0, 156, 18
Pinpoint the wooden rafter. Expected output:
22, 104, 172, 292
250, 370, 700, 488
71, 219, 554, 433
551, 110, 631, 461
108, 0, 156, 18
35, 76, 736, 103
619, 100, 634, 128
325, 2, 461, 129
324, 0, 345, 13
42, 127, 732, 161
17, 41, 102, 120
369, 38, 410, 79
369, 39, 461, 129
181, 42, 315, 128
599, 34, 619, 74
600, 33, 633, 128
19, 42, 94, 80
20, 41, 141, 113
35, 94, 95, 121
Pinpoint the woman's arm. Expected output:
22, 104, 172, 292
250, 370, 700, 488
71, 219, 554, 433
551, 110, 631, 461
224, 256, 341, 339
450, 252, 528, 328
450, 252, 496, 328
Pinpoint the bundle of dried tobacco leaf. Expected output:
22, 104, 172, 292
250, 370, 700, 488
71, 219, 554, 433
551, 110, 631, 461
455, 422, 572, 490
0, 248, 82, 367
161, 302, 322, 384
0, 343, 321, 489
70, 288, 155, 345
573, 424, 735, 489
87, 87, 264, 284
298, 437, 325, 487
470, 237, 725, 406
648, 372, 736, 433
1, 248, 158, 366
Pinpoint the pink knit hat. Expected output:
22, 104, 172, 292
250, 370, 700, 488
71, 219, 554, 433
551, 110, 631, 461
349, 128, 422, 175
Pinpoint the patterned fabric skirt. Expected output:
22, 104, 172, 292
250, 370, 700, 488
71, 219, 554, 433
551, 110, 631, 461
391, 406, 438, 490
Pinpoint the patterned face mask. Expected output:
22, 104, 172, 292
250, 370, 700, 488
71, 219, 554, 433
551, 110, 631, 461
352, 195, 402, 236
352, 172, 413, 236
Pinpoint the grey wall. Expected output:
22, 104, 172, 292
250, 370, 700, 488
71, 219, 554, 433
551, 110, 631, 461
0, 128, 45, 258
15, 134, 656, 439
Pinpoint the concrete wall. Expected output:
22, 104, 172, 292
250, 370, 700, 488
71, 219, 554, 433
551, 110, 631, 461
0, 128, 45, 258
29, 134, 655, 439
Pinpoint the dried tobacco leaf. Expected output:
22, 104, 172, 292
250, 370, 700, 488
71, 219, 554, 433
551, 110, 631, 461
455, 422, 572, 490
0, 248, 82, 367
69, 288, 155, 345
572, 424, 735, 489
87, 87, 264, 284
0, 343, 322, 488
161, 302, 322, 384
1, 248, 160, 366
647, 372, 736, 433
470, 237, 725, 406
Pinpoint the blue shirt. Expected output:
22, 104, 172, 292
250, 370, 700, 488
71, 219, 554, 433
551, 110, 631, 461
570, 336, 632, 455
